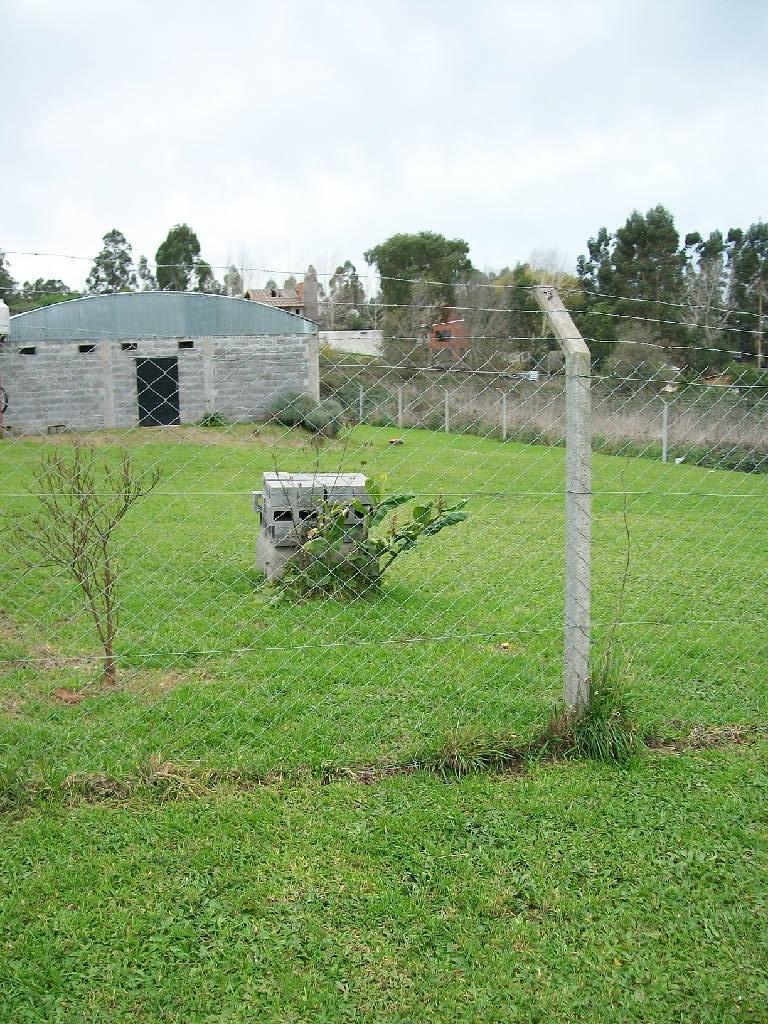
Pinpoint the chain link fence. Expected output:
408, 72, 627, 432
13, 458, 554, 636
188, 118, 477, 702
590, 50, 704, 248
1, 286, 766, 796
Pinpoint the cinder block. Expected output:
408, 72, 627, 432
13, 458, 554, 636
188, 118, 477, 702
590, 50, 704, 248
255, 471, 372, 577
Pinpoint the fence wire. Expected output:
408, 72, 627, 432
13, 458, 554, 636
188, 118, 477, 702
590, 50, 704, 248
0, 296, 767, 792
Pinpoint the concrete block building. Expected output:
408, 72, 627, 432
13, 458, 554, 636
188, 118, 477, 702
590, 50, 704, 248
0, 292, 319, 433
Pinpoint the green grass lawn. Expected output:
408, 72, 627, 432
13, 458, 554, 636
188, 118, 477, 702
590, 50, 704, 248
1, 424, 767, 1021
2, 748, 767, 1023
1, 423, 767, 785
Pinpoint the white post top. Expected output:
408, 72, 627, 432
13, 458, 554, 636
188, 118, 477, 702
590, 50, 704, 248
0, 300, 9, 339
532, 286, 590, 359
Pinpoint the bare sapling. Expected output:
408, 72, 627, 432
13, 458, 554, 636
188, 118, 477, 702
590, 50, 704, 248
12, 445, 161, 685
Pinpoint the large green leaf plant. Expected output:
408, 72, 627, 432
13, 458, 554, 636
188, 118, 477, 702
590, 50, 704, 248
275, 477, 468, 599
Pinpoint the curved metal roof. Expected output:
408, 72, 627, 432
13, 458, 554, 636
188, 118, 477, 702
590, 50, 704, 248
9, 291, 317, 342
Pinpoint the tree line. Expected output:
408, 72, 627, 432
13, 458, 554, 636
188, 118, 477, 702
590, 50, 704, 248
361, 216, 768, 371
2, 208, 766, 368
576, 206, 768, 370
0, 225, 244, 315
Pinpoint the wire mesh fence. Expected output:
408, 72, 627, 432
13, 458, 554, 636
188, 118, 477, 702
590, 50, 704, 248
0, 282, 767, 795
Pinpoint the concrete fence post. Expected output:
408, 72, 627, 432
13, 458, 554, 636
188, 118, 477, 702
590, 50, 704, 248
358, 382, 364, 424
397, 386, 404, 428
501, 391, 508, 441
661, 400, 669, 463
534, 287, 592, 712
444, 389, 450, 434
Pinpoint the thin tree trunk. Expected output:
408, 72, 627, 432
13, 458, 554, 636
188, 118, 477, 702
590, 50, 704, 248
102, 542, 117, 685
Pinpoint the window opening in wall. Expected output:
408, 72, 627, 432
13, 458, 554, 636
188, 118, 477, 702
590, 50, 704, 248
177, 340, 194, 350
121, 342, 137, 352
78, 344, 96, 354
19, 346, 36, 355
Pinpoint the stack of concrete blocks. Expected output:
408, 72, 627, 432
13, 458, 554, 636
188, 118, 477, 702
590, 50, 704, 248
254, 472, 372, 579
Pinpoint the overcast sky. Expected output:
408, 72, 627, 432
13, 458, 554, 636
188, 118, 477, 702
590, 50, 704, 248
3, 0, 767, 294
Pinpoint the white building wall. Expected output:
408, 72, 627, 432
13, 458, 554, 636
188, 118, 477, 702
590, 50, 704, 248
319, 330, 383, 357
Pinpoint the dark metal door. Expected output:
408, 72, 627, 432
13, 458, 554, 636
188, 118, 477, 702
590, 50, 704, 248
136, 357, 180, 426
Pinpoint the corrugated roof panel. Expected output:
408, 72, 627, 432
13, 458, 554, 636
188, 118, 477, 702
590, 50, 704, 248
9, 291, 316, 342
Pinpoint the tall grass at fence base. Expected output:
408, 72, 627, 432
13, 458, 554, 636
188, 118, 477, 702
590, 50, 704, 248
426, 725, 527, 779
428, 655, 642, 775
540, 654, 642, 765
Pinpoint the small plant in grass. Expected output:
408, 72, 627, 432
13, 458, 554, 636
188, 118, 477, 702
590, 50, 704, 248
7, 445, 161, 686
197, 411, 228, 427
276, 479, 468, 599
427, 725, 522, 778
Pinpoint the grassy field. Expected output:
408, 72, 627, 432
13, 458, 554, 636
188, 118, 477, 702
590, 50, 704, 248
1, 423, 767, 783
2, 750, 767, 1022
1, 423, 767, 1021
1, 423, 767, 786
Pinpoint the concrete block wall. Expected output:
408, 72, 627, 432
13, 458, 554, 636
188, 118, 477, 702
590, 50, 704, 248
0, 334, 319, 434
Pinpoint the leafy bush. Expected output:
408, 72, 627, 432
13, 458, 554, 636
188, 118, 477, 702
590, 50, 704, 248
269, 393, 345, 437
276, 480, 468, 599
268, 392, 317, 427
303, 398, 344, 436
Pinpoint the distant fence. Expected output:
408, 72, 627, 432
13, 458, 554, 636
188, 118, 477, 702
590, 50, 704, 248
322, 364, 768, 463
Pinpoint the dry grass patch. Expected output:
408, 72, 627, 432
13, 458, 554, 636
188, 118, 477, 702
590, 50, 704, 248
120, 666, 213, 699
28, 424, 332, 450
648, 722, 763, 752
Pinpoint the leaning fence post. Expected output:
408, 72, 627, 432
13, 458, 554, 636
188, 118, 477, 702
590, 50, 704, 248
533, 286, 591, 712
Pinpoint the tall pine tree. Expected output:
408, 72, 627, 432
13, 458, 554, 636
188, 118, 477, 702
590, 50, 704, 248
577, 206, 686, 363
86, 230, 136, 293
155, 224, 201, 291
729, 222, 768, 367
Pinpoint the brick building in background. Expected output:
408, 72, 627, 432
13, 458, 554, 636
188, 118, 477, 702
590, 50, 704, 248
428, 308, 470, 366
244, 273, 319, 322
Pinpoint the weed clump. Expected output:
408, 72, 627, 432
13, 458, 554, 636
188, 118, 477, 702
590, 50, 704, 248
428, 656, 642, 775
427, 725, 523, 778
543, 657, 642, 764
197, 411, 228, 427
